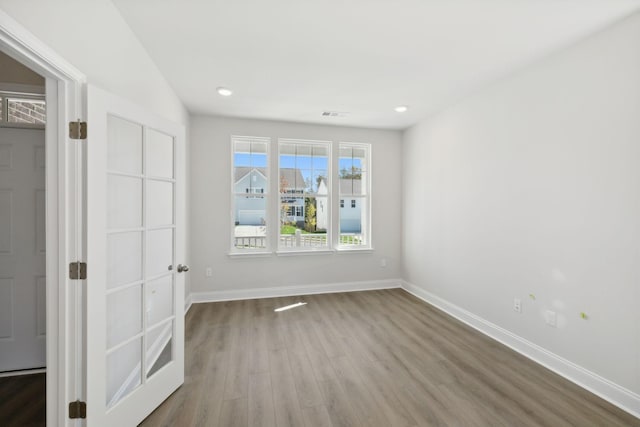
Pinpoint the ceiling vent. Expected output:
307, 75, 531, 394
322, 111, 349, 118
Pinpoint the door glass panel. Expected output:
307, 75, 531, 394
146, 275, 173, 327
104, 111, 178, 411
107, 232, 142, 289
107, 285, 142, 348
108, 116, 143, 174
146, 321, 173, 379
147, 180, 173, 227
107, 338, 142, 407
108, 175, 142, 229
146, 228, 173, 277
146, 129, 174, 178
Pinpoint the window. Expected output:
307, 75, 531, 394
338, 143, 370, 247
229, 137, 371, 253
279, 140, 330, 250
231, 136, 270, 251
0, 92, 46, 127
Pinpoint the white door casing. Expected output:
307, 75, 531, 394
0, 127, 46, 372
86, 85, 185, 426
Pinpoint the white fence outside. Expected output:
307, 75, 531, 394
234, 231, 362, 249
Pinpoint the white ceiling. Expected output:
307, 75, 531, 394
112, 0, 640, 130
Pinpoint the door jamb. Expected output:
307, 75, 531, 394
0, 10, 85, 427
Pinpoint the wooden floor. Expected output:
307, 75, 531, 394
140, 289, 640, 427
0, 372, 45, 427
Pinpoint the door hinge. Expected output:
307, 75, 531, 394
69, 261, 87, 280
69, 120, 87, 140
68, 400, 86, 419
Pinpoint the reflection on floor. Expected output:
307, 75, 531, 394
0, 372, 45, 427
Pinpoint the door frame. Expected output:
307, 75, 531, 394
0, 10, 85, 427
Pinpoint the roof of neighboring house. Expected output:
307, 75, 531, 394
279, 168, 306, 190
316, 177, 363, 195
234, 167, 266, 183
234, 167, 306, 190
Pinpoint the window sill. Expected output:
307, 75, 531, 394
227, 251, 273, 258
276, 249, 335, 257
334, 247, 374, 254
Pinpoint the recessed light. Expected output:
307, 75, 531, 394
394, 105, 408, 113
217, 87, 233, 97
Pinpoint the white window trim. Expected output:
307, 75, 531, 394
229, 135, 272, 255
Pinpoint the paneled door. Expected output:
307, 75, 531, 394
0, 127, 46, 372
86, 85, 186, 426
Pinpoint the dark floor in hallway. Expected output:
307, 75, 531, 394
0, 372, 45, 427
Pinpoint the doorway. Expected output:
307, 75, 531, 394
0, 48, 47, 425
0, 12, 85, 426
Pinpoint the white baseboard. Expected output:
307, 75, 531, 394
401, 280, 640, 419
190, 278, 401, 304
184, 293, 193, 314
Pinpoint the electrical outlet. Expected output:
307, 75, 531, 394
545, 310, 557, 327
380, 258, 387, 268
205, 267, 213, 277
513, 298, 522, 313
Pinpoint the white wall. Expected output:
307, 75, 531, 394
190, 116, 402, 294
0, 0, 187, 126
403, 12, 640, 398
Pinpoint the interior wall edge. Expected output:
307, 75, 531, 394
401, 280, 640, 419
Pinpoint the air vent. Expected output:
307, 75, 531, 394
322, 111, 349, 118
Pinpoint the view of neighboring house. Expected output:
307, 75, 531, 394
234, 167, 306, 225
314, 177, 362, 233
235, 169, 362, 233
339, 178, 362, 233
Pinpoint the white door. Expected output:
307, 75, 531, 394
0, 127, 46, 372
86, 85, 186, 426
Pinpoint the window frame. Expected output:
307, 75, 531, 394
229, 137, 372, 255
336, 142, 372, 251
230, 135, 272, 255
277, 138, 332, 254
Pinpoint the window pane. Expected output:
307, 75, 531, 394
279, 141, 329, 195
279, 196, 328, 249
339, 145, 367, 196
234, 195, 267, 249
279, 140, 330, 250
7, 98, 46, 125
340, 197, 367, 246
233, 137, 269, 251
339, 143, 370, 247
234, 139, 268, 194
